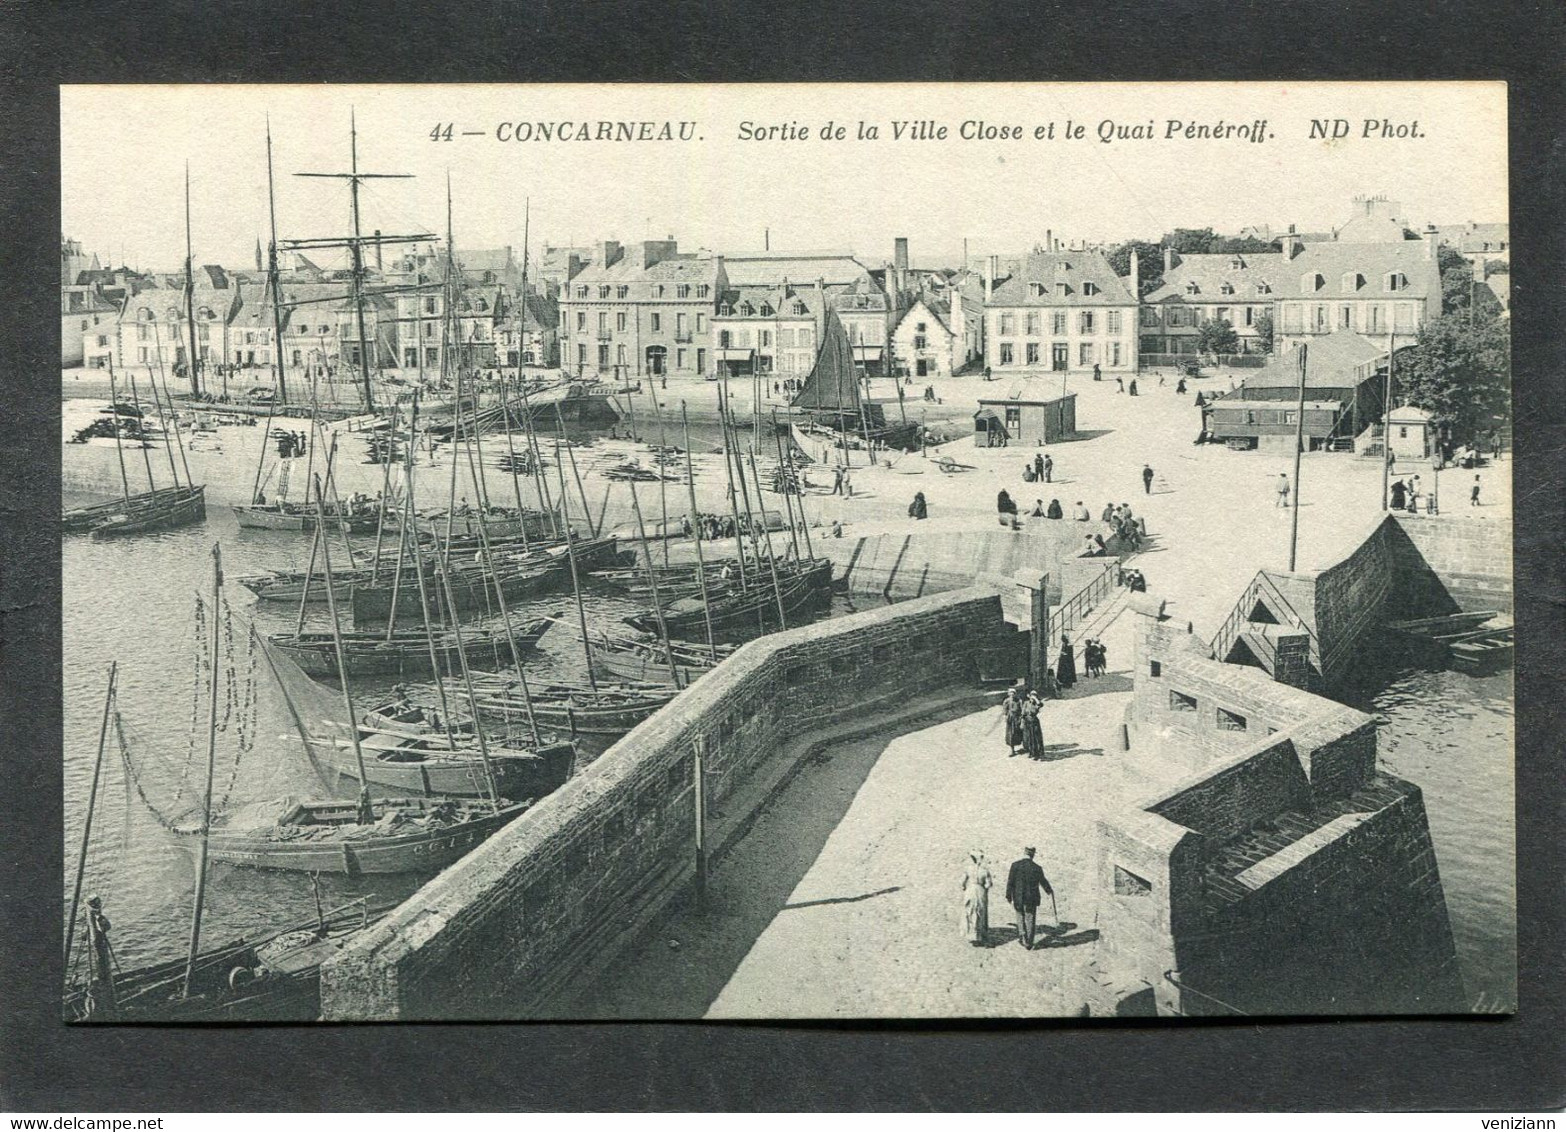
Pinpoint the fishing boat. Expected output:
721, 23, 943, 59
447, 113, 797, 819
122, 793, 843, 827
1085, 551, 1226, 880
625, 558, 833, 641
194, 795, 534, 875
588, 634, 733, 687
64, 896, 387, 1022
789, 305, 922, 454
427, 677, 679, 736
1447, 625, 1515, 675
233, 499, 380, 534
268, 614, 551, 679
90, 483, 208, 539
394, 505, 562, 542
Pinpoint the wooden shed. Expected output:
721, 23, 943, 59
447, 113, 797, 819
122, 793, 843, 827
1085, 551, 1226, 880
973, 391, 1077, 447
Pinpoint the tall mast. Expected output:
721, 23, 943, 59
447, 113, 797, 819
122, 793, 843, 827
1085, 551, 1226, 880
518, 197, 530, 379
265, 118, 291, 404
127, 375, 158, 494
183, 165, 201, 397
107, 370, 132, 508
182, 544, 225, 998
312, 477, 375, 822
348, 111, 375, 412
553, 438, 598, 690
681, 403, 720, 660
627, 480, 685, 688
65, 661, 116, 983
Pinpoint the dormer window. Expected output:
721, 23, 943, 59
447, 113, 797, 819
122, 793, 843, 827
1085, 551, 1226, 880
616, 285, 628, 299
1384, 272, 1408, 292
1255, 282, 1271, 295
653, 285, 665, 298
1082, 281, 1099, 296
740, 302, 755, 316
759, 303, 773, 316
792, 301, 807, 315
598, 285, 610, 299
1342, 272, 1365, 292
1185, 282, 1201, 296
1229, 257, 1245, 270
1220, 282, 1235, 295
1029, 282, 1045, 297
1302, 272, 1326, 293
1055, 261, 1070, 274
1055, 282, 1071, 296
718, 303, 733, 316
576, 286, 587, 298
677, 284, 691, 299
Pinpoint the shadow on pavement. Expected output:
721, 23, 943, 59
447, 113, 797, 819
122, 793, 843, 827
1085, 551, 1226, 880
782, 885, 902, 911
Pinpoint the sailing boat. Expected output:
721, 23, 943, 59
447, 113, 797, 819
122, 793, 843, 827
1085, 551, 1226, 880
62, 554, 386, 1022
64, 368, 206, 537
789, 304, 920, 455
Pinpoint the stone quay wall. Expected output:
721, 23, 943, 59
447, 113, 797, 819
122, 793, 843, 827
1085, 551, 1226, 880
1098, 605, 1462, 1016
1387, 513, 1513, 615
319, 587, 1010, 1020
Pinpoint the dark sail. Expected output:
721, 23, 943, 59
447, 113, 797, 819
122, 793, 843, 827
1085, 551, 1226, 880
791, 305, 862, 414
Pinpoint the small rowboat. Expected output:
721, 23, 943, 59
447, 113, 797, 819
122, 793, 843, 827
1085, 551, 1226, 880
431, 677, 679, 736
588, 635, 733, 687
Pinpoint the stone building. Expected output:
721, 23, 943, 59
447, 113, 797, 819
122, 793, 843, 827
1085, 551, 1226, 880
890, 290, 980, 378
1272, 236, 1441, 354
1139, 250, 1284, 358
557, 240, 726, 379
713, 284, 821, 378
61, 285, 118, 368
982, 248, 1139, 375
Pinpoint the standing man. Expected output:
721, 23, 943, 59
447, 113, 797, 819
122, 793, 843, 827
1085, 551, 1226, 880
1033, 453, 1044, 481
1276, 472, 1291, 508
831, 464, 844, 495
1142, 463, 1155, 495
1043, 452, 1053, 483
1004, 848, 1053, 950
1471, 474, 1482, 507
1092, 363, 1101, 382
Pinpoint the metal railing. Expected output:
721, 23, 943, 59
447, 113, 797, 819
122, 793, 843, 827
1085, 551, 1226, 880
1047, 560, 1119, 650
1209, 570, 1318, 672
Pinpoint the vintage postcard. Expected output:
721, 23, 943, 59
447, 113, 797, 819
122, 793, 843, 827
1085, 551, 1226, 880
59, 81, 1511, 1021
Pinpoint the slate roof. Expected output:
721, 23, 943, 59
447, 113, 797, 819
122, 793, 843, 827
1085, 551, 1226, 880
1143, 252, 1287, 304
1232, 330, 1385, 392
896, 296, 952, 336
716, 285, 821, 319
720, 252, 875, 288
1271, 241, 1441, 300
986, 250, 1137, 307
1434, 222, 1509, 253
569, 253, 721, 286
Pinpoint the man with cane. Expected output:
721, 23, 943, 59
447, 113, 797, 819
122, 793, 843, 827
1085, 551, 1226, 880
1004, 847, 1054, 950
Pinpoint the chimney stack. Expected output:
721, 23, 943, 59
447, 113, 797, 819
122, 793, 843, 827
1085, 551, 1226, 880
815, 277, 826, 339
374, 229, 383, 272
1046, 229, 1053, 255
1281, 234, 1301, 260
1424, 225, 1439, 260
1163, 246, 1173, 274
1130, 249, 1140, 297
985, 255, 997, 301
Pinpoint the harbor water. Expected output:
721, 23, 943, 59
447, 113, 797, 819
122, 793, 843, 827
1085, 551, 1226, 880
62, 417, 1515, 1009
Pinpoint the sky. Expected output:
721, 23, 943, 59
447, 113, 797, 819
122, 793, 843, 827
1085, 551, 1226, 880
61, 82, 1508, 273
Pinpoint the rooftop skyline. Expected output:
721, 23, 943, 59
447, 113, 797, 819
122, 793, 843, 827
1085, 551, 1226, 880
62, 82, 1507, 274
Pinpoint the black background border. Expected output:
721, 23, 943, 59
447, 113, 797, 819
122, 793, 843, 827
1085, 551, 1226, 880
3, 0, 1563, 1112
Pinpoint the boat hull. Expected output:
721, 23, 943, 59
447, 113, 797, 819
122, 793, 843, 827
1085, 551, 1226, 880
88, 486, 207, 539
205, 803, 530, 875
303, 737, 575, 799
269, 618, 549, 679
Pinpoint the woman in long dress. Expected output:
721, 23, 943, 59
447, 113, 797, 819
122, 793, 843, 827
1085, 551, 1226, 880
961, 851, 992, 946
1002, 686, 1024, 755
1056, 635, 1077, 689
1022, 691, 1045, 759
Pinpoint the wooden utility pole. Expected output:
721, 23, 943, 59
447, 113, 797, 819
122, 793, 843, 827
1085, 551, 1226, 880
265, 118, 291, 404
1288, 344, 1308, 572
1382, 333, 1396, 512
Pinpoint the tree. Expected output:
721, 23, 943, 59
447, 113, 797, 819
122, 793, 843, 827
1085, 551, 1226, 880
1436, 245, 1501, 319
1396, 312, 1510, 443
1209, 236, 1279, 255
1253, 311, 1275, 355
1105, 239, 1167, 297
1196, 318, 1239, 358
1164, 227, 1218, 255
1484, 260, 1509, 276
